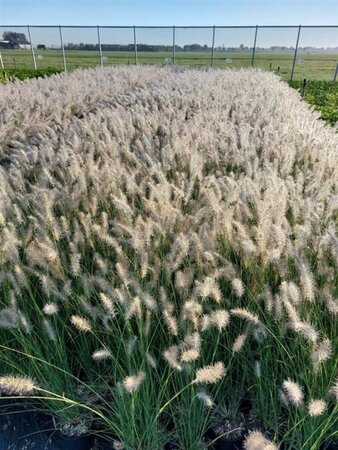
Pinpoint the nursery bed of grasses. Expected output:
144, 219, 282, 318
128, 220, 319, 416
1, 68, 337, 130
0, 66, 337, 450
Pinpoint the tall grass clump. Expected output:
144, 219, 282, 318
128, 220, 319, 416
0, 66, 337, 449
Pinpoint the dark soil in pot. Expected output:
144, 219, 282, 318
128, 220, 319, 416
213, 437, 244, 450
0, 397, 52, 450
207, 412, 246, 440
324, 440, 338, 450
164, 442, 180, 450
206, 429, 243, 450
95, 435, 122, 450
46, 430, 94, 450
0, 397, 96, 450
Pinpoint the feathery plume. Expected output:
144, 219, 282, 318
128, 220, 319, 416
43, 303, 59, 315
43, 318, 57, 341
230, 308, 260, 325
232, 333, 247, 354
180, 348, 200, 363
70, 315, 92, 333
92, 348, 112, 361
299, 264, 315, 302
282, 379, 304, 406
0, 308, 18, 329
193, 362, 226, 384
122, 371, 145, 394
231, 278, 245, 297
212, 309, 230, 330
164, 345, 182, 371
254, 360, 261, 378
330, 378, 338, 401
0, 375, 36, 395
197, 391, 214, 408
146, 353, 157, 369
99, 292, 115, 316
311, 339, 332, 366
163, 310, 178, 336
243, 431, 278, 450
307, 399, 327, 417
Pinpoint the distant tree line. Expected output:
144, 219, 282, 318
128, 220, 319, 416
2, 32, 28, 41
63, 43, 215, 51
62, 42, 338, 52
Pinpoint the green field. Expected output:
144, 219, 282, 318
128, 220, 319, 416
1, 49, 338, 80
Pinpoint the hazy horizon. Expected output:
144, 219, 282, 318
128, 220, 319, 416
1, 0, 337, 49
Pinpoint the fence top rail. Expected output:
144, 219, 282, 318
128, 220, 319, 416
0, 24, 337, 29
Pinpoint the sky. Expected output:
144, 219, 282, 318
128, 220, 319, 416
0, 0, 338, 47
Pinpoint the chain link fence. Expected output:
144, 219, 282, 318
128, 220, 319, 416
0, 25, 337, 80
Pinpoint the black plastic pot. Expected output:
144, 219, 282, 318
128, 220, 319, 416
46, 431, 94, 450
96, 436, 116, 450
0, 398, 51, 450
164, 442, 180, 450
213, 437, 244, 450
326, 441, 338, 450
205, 428, 244, 450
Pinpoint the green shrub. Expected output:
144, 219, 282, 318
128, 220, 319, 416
0, 67, 62, 83
289, 80, 338, 126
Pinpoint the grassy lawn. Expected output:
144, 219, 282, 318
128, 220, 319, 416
1, 48, 338, 81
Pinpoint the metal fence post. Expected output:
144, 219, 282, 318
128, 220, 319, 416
333, 62, 338, 82
0, 52, 4, 69
97, 25, 103, 67
290, 25, 301, 81
211, 25, 215, 67
59, 25, 67, 72
251, 25, 258, 66
27, 25, 37, 69
173, 25, 176, 64
133, 26, 138, 65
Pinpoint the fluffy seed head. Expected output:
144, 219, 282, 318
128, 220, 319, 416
292, 321, 318, 343
92, 348, 112, 361
0, 375, 36, 395
43, 303, 59, 315
254, 360, 261, 378
180, 348, 200, 363
197, 391, 214, 408
43, 318, 56, 341
193, 362, 226, 384
146, 353, 157, 369
212, 309, 230, 330
232, 333, 247, 354
311, 339, 332, 367
231, 278, 245, 297
99, 292, 115, 316
330, 378, 338, 401
230, 308, 260, 325
282, 379, 304, 406
164, 345, 182, 371
163, 311, 178, 336
243, 431, 278, 450
70, 315, 92, 333
307, 399, 327, 417
122, 371, 145, 394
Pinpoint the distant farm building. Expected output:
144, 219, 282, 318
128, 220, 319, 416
0, 38, 31, 50
17, 39, 31, 50
0, 40, 19, 49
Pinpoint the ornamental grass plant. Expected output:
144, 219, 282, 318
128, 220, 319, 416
0, 66, 337, 449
